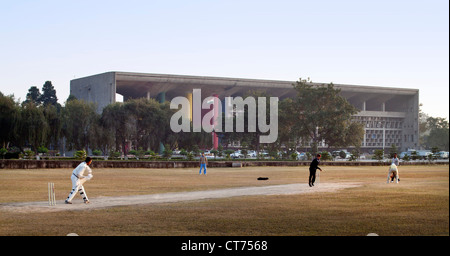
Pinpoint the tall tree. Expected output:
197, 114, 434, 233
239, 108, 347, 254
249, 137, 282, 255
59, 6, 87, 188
100, 102, 133, 155
19, 102, 49, 152
241, 90, 277, 154
278, 97, 302, 152
39, 81, 58, 106
292, 78, 362, 154
423, 117, 449, 151
42, 104, 62, 150
124, 98, 172, 151
0, 92, 21, 148
62, 99, 98, 152
100, 98, 180, 154
23, 86, 41, 105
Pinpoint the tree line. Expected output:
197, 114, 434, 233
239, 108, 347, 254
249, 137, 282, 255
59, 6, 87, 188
1, 78, 448, 159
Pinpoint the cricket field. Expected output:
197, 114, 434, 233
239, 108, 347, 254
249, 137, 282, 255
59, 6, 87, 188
0, 165, 448, 236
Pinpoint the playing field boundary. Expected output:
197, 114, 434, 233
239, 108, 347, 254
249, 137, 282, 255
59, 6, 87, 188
1, 159, 448, 169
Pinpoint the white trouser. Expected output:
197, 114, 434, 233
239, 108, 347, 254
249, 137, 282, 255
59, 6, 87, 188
66, 175, 89, 202
387, 169, 399, 183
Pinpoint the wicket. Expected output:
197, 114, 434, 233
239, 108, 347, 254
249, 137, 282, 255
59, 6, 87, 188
48, 182, 56, 206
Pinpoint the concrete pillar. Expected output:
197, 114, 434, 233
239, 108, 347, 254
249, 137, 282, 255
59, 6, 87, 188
363, 129, 366, 147
382, 102, 385, 112
362, 101, 366, 111
222, 98, 226, 115
157, 92, 165, 103
212, 94, 219, 150
192, 89, 202, 132
146, 91, 151, 100
159, 143, 165, 155
157, 92, 165, 154
186, 92, 193, 121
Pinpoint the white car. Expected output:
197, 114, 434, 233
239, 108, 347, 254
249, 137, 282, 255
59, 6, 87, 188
247, 150, 257, 158
438, 151, 449, 159
230, 150, 244, 159
399, 151, 410, 159
294, 151, 306, 160
417, 150, 432, 159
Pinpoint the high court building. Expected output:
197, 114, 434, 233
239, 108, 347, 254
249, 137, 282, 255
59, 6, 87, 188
70, 71, 419, 152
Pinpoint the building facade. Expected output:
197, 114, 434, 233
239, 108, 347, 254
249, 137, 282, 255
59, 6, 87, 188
70, 71, 419, 152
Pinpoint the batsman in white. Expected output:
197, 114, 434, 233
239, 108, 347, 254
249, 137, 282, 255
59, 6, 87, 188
65, 157, 94, 204
388, 153, 400, 183
387, 163, 399, 184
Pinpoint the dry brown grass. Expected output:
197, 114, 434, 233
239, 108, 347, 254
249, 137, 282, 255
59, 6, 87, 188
0, 165, 448, 236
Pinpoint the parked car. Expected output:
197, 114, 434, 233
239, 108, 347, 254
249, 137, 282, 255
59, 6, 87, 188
438, 151, 449, 159
259, 151, 269, 158
399, 151, 410, 159
297, 152, 307, 160
230, 150, 244, 159
417, 150, 432, 159
247, 150, 257, 158
332, 150, 349, 159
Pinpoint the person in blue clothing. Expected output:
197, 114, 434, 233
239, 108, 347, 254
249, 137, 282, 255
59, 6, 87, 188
309, 154, 322, 187
199, 152, 208, 175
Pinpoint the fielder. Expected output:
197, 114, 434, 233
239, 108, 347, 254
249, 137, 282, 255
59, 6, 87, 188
65, 157, 93, 204
387, 163, 399, 184
390, 153, 400, 182
199, 152, 208, 175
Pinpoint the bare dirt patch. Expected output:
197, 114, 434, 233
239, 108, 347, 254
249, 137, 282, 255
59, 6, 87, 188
0, 182, 360, 213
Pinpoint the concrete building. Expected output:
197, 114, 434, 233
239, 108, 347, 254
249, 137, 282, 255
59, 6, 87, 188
70, 71, 419, 152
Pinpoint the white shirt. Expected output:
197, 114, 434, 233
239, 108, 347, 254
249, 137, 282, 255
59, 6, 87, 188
72, 162, 92, 179
392, 157, 399, 166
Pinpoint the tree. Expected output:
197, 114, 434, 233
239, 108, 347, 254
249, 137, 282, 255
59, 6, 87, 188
241, 90, 274, 155
175, 122, 212, 152
418, 103, 428, 146
100, 102, 131, 155
373, 149, 384, 161
162, 144, 173, 159
210, 149, 218, 159
240, 141, 248, 158
39, 81, 58, 106
349, 149, 360, 161
62, 99, 98, 153
423, 117, 449, 151
0, 92, 20, 148
100, 98, 180, 155
278, 98, 300, 152
90, 115, 114, 156
19, 101, 49, 152
42, 104, 62, 150
216, 112, 240, 149
216, 90, 278, 155
23, 86, 41, 105
291, 78, 361, 155
388, 144, 398, 158
125, 98, 177, 151
217, 144, 224, 157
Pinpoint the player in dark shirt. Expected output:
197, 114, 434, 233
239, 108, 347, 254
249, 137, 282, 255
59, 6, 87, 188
309, 154, 322, 187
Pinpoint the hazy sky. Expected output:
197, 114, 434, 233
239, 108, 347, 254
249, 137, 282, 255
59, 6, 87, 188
1, 0, 448, 119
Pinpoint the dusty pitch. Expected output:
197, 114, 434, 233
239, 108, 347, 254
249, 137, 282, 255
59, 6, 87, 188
0, 182, 360, 213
